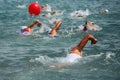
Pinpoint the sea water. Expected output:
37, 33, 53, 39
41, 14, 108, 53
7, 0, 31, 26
0, 0, 120, 80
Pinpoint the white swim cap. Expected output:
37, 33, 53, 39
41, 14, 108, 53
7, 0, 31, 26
21, 26, 27, 30
47, 29, 52, 33
105, 9, 109, 12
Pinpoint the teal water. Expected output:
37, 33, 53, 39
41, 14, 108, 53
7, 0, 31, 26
0, 0, 120, 80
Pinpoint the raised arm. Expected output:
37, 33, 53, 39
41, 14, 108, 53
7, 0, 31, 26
27, 20, 42, 29
49, 21, 62, 36
52, 21, 62, 31
70, 34, 97, 56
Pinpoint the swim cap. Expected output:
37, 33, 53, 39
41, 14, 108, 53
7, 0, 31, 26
21, 26, 27, 30
47, 29, 52, 34
24, 28, 31, 32
21, 26, 31, 33
105, 9, 109, 13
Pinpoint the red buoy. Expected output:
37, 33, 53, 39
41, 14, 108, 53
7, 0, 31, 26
28, 2, 41, 16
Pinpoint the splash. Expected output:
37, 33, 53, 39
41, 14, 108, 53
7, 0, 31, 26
16, 4, 26, 9
42, 10, 64, 18
78, 24, 102, 31
70, 9, 90, 18
30, 53, 104, 69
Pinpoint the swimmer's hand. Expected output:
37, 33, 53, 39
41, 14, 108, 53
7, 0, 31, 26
35, 20, 42, 27
91, 39, 97, 45
37, 23, 42, 27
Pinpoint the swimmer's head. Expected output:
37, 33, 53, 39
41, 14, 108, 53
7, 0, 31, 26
86, 20, 95, 27
45, 4, 49, 9
53, 20, 61, 24
21, 26, 27, 30
47, 29, 52, 34
99, 9, 109, 14
53, 21, 58, 24
105, 9, 109, 13
21, 26, 31, 33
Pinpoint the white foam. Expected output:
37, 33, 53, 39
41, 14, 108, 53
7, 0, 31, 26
78, 24, 102, 31
94, 24, 103, 31
70, 9, 90, 18
19, 31, 31, 36
17, 4, 26, 9
105, 52, 115, 59
31, 53, 104, 67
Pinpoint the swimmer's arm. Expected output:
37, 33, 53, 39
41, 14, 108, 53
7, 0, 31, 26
49, 21, 62, 36
70, 34, 97, 55
52, 21, 62, 31
27, 20, 42, 29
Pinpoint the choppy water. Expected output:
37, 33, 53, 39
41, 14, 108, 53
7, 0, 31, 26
0, 0, 120, 80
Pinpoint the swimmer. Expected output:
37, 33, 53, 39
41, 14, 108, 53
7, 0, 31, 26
49, 34, 97, 69
20, 20, 42, 35
41, 4, 51, 12
48, 20, 62, 37
42, 10, 62, 17
83, 20, 96, 31
99, 9, 109, 14
70, 9, 90, 18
